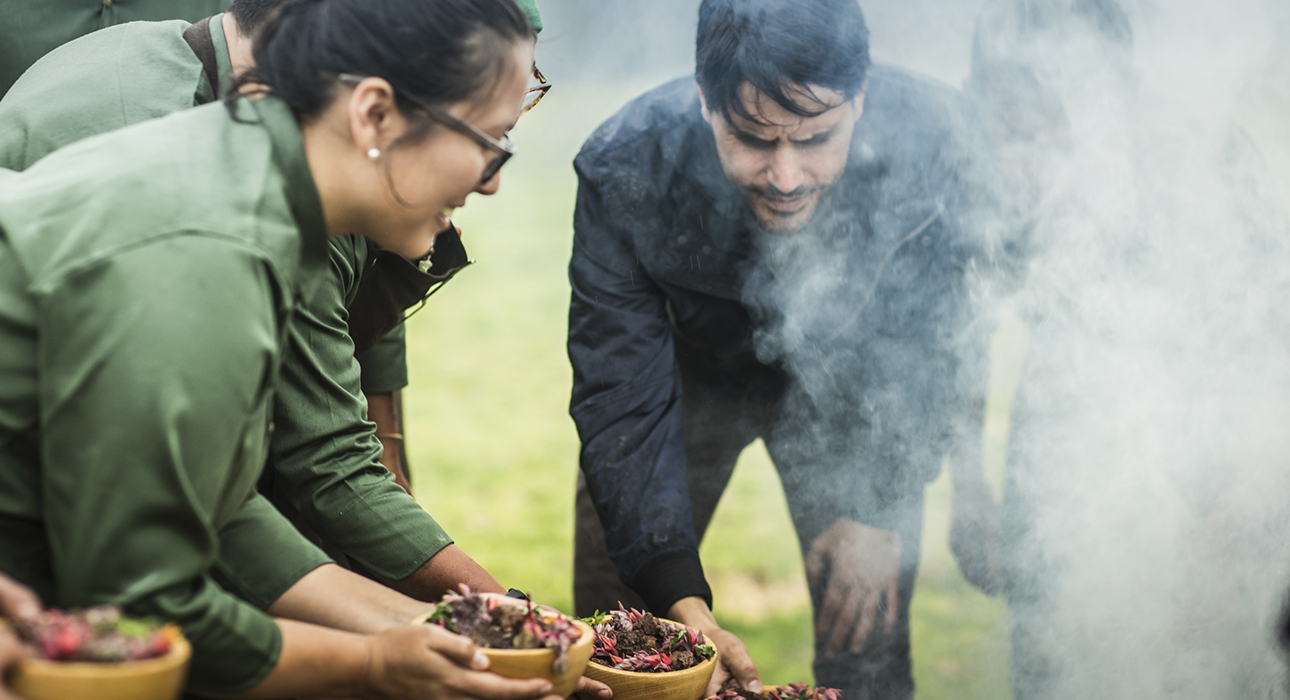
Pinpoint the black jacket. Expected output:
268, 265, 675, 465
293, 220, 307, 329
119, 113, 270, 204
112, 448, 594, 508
568, 65, 983, 614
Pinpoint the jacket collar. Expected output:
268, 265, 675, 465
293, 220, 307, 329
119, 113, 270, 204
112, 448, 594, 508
208, 13, 236, 100
250, 96, 330, 274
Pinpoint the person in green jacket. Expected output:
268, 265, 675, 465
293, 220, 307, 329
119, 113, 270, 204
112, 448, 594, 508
0, 0, 430, 499
0, 0, 551, 603
0, 0, 232, 97
0, 0, 554, 696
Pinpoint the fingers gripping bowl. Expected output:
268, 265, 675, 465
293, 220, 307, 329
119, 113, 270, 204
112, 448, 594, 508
416, 590, 594, 697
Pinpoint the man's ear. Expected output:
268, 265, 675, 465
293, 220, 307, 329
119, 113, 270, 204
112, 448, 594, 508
347, 76, 400, 154
697, 82, 714, 125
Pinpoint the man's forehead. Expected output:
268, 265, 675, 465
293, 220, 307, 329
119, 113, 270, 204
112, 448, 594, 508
728, 82, 853, 134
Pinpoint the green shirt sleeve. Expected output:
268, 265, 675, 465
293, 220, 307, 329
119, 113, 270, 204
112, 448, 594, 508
357, 323, 410, 394
270, 236, 453, 580
34, 236, 290, 694
212, 493, 333, 610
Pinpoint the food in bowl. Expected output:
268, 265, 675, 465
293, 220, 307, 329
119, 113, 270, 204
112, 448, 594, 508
713, 681, 842, 700
584, 605, 715, 672
11, 605, 173, 663
424, 589, 584, 673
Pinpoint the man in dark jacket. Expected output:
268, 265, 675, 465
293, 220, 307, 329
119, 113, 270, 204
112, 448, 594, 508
568, 0, 981, 697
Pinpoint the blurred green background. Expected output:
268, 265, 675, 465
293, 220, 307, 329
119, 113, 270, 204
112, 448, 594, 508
400, 59, 1290, 697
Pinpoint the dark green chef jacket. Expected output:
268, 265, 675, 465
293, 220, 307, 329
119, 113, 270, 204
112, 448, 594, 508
0, 96, 329, 693
0, 18, 454, 582
0, 0, 231, 97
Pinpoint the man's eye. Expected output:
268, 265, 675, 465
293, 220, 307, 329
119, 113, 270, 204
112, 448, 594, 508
796, 133, 833, 147
735, 133, 776, 149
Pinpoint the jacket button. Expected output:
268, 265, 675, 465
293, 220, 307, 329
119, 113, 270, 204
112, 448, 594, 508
676, 235, 688, 245
702, 245, 713, 254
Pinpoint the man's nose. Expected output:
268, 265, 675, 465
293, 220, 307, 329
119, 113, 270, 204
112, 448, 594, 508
765, 146, 805, 194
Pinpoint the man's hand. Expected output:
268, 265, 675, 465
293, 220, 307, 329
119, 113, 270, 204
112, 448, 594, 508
572, 675, 613, 699
804, 518, 900, 659
946, 396, 1004, 597
948, 473, 1003, 595
667, 597, 760, 697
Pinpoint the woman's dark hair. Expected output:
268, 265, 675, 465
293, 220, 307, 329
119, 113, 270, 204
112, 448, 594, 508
695, 0, 870, 124
230, 0, 530, 128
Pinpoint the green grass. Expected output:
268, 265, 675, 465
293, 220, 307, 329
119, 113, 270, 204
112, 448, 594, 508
400, 81, 1023, 698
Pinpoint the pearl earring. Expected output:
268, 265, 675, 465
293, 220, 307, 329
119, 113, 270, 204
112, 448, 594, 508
367, 147, 381, 159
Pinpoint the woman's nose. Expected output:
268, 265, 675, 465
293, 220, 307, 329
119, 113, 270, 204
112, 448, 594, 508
475, 171, 502, 196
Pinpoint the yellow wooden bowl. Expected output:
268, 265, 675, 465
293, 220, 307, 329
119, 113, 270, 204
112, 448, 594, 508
9, 624, 191, 700
581, 620, 719, 700
416, 597, 595, 698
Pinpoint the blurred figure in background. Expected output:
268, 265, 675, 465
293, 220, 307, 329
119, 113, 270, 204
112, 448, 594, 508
947, 0, 1133, 600
0, 0, 230, 97
952, 0, 1290, 697
568, 0, 984, 697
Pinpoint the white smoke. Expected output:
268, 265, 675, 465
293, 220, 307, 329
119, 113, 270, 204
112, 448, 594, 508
973, 0, 1290, 697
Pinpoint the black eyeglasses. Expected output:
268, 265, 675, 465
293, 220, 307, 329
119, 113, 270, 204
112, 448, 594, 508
339, 73, 515, 184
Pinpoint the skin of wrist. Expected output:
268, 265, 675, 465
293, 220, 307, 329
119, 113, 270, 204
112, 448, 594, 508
358, 633, 384, 699
394, 600, 435, 628
667, 596, 717, 628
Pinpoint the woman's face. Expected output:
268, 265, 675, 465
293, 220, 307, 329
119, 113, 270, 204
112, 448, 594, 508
358, 39, 534, 259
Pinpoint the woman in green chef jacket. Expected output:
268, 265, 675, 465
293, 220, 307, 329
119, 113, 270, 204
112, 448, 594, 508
0, 0, 555, 698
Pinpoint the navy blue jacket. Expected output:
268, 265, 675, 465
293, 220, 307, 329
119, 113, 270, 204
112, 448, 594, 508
568, 66, 982, 614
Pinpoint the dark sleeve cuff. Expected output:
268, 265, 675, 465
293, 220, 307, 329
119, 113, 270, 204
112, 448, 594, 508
628, 549, 712, 616
846, 484, 924, 534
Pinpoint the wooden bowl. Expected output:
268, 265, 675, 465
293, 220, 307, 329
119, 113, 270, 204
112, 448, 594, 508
415, 597, 595, 698
481, 618, 594, 698
9, 625, 191, 700
581, 620, 719, 700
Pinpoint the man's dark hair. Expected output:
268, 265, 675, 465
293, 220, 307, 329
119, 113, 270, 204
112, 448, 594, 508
695, 0, 870, 124
227, 0, 289, 36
